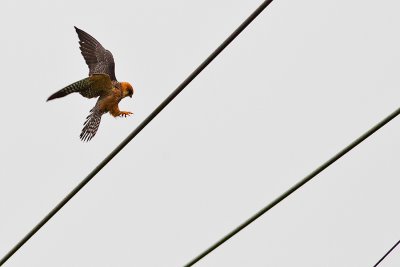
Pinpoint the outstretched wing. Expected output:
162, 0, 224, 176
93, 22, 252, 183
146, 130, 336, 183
75, 26, 117, 81
80, 104, 104, 142
47, 74, 113, 101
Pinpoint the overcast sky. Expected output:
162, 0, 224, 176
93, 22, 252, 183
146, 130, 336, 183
1, 0, 400, 266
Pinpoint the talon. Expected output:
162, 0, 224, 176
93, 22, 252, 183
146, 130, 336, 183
119, 111, 133, 117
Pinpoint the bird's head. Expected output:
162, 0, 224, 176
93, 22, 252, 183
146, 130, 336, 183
121, 82, 134, 98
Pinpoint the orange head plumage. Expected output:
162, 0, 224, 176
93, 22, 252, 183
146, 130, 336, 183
120, 82, 134, 98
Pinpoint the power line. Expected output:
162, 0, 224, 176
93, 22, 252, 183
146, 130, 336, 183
182, 106, 400, 267
0, 0, 275, 265
373, 239, 400, 266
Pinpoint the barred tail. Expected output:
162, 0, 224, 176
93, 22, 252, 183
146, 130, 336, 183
47, 78, 89, 101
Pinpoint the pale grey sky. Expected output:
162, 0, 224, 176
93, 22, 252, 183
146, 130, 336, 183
1, 0, 400, 266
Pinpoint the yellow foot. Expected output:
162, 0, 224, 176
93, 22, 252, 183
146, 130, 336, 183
119, 111, 133, 118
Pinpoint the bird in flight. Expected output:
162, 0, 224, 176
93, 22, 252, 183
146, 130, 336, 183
47, 27, 134, 142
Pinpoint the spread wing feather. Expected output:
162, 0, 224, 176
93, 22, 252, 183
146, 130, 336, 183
80, 104, 104, 142
74, 26, 117, 81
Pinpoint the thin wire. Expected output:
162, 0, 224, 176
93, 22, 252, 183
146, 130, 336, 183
182, 106, 400, 267
373, 239, 400, 266
0, 1, 275, 266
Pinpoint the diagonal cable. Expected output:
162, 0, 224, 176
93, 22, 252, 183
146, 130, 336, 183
182, 106, 400, 267
373, 239, 400, 266
0, 0, 275, 265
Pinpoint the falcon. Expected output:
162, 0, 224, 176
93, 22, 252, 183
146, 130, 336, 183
47, 27, 135, 142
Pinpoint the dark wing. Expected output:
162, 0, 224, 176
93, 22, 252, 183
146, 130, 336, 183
80, 103, 104, 142
47, 74, 113, 101
74, 26, 117, 81
79, 73, 113, 98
